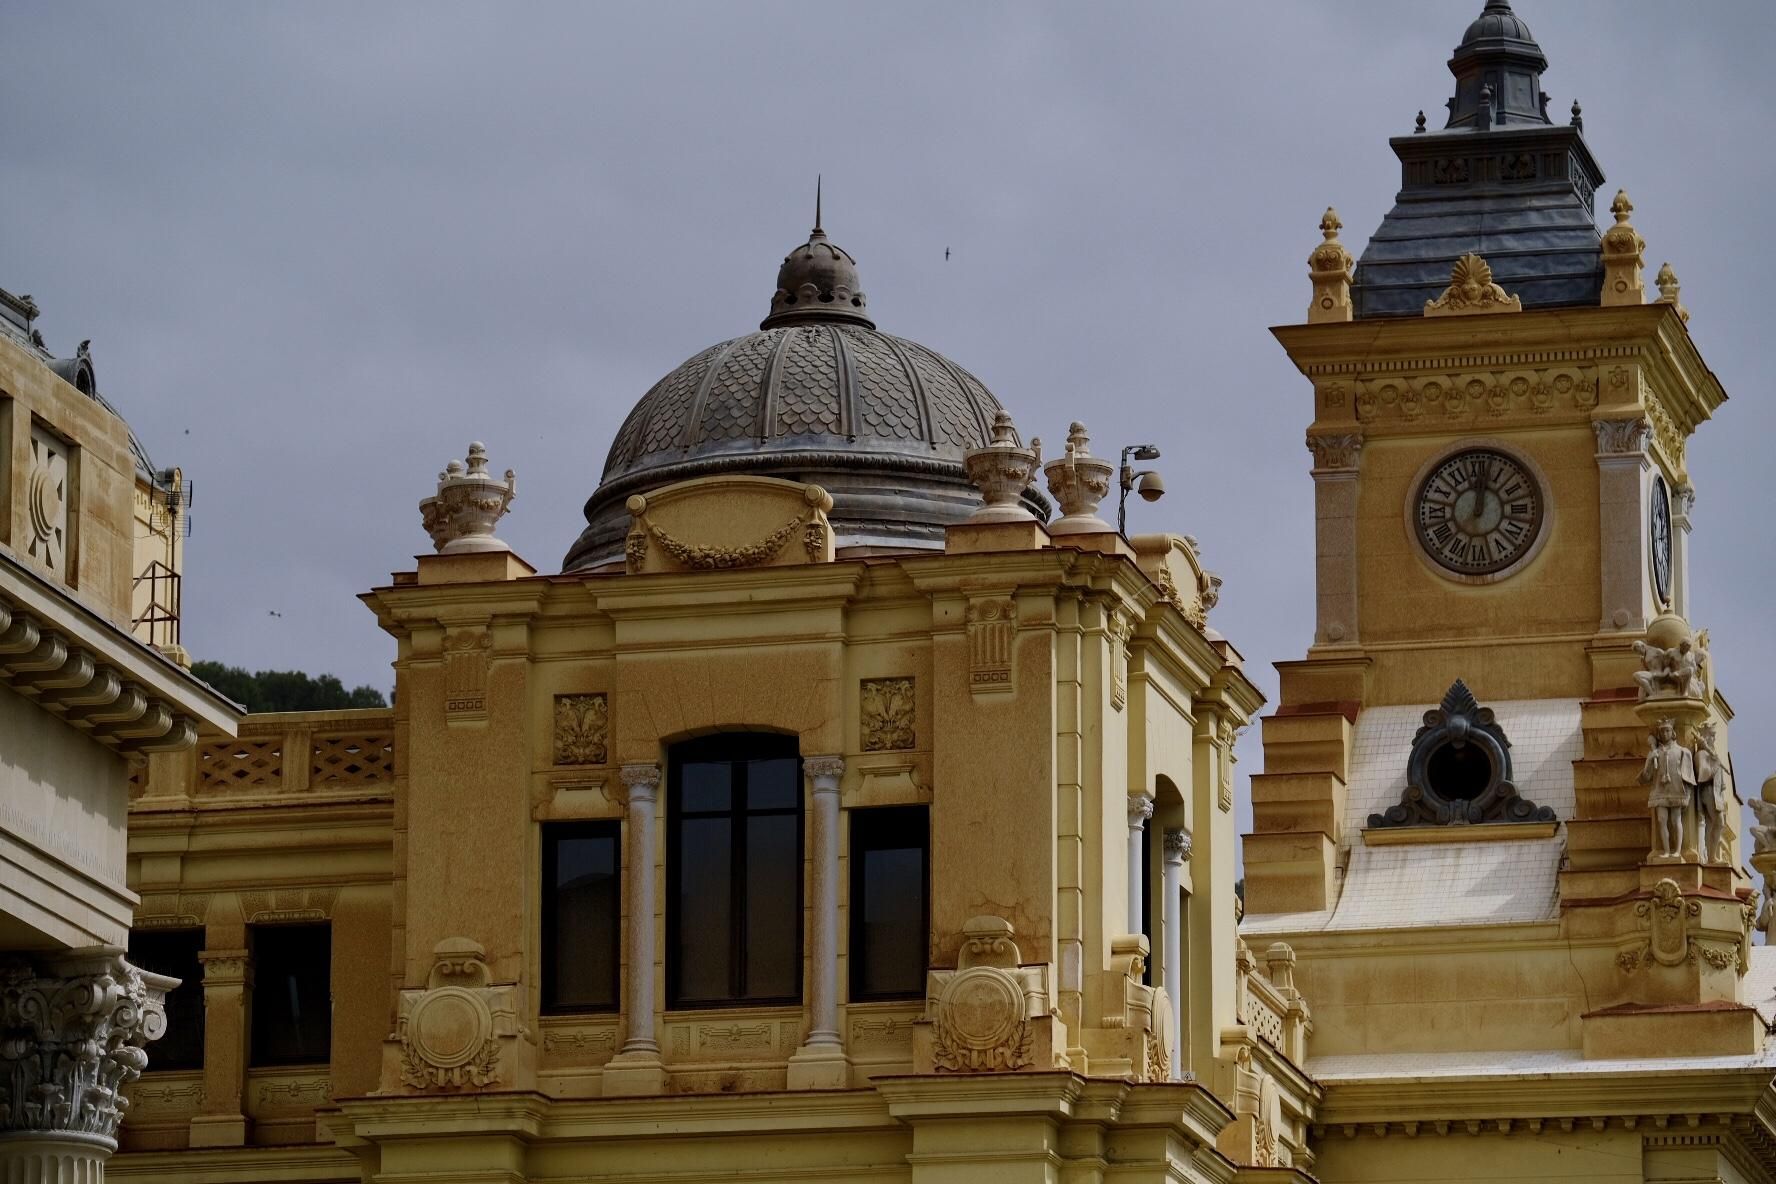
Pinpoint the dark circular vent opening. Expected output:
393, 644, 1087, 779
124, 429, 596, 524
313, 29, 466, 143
1427, 741, 1492, 802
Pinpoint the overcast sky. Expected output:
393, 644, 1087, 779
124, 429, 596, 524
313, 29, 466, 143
5, 2, 1773, 839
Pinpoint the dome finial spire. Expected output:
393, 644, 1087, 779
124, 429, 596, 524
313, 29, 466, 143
814, 174, 823, 236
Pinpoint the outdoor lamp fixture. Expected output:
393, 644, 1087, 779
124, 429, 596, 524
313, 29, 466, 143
1118, 444, 1165, 535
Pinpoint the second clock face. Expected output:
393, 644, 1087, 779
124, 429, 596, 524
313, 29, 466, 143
1414, 448, 1544, 576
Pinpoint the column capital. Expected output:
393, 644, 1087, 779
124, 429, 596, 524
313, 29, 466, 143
0, 952, 174, 1147
618, 761, 661, 802
1127, 792, 1155, 827
804, 755, 846, 784
1593, 416, 1651, 458
1305, 431, 1363, 474
1163, 828, 1192, 865
198, 948, 251, 987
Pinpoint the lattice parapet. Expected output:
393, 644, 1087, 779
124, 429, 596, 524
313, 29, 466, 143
310, 733, 394, 784
196, 737, 283, 790
155, 709, 395, 801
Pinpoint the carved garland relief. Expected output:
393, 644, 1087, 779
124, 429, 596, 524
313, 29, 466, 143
553, 693, 609, 765
860, 677, 915, 752
1351, 367, 1598, 425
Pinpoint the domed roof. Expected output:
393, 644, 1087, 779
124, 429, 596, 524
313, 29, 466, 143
1458, 0, 1538, 51
563, 218, 1047, 570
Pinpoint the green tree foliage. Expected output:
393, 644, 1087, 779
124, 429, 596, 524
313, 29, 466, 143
192, 661, 387, 713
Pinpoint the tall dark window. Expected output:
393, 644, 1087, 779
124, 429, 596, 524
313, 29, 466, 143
249, 923, 331, 1067
542, 821, 621, 1012
128, 928, 204, 1071
668, 734, 802, 1008
849, 805, 929, 1001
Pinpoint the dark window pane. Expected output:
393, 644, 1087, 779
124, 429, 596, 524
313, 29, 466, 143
861, 847, 924, 997
744, 814, 800, 999
681, 762, 731, 813
746, 757, 799, 811
250, 924, 331, 1067
850, 806, 929, 1000
128, 929, 204, 1072
544, 823, 620, 1011
675, 817, 732, 1003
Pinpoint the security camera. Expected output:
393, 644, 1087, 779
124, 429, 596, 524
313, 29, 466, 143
1136, 471, 1166, 502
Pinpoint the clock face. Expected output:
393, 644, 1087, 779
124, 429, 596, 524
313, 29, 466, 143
1414, 448, 1544, 576
1650, 474, 1672, 605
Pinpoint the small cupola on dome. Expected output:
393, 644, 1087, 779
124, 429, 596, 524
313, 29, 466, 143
1446, 0, 1551, 129
760, 182, 873, 330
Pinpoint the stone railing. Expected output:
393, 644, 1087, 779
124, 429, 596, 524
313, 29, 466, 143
133, 708, 395, 802
1234, 938, 1312, 1065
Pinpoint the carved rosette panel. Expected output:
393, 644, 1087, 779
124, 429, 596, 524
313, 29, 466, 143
1351, 366, 1598, 426
396, 938, 522, 1091
443, 627, 493, 719
0, 953, 172, 1143
553, 693, 609, 765
860, 676, 915, 752
966, 597, 1017, 695
26, 425, 73, 576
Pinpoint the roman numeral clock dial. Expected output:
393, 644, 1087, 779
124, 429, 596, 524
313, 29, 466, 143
1414, 448, 1544, 576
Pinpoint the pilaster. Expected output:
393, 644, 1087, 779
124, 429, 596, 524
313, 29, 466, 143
1305, 433, 1363, 648
1593, 416, 1653, 633
187, 947, 249, 1147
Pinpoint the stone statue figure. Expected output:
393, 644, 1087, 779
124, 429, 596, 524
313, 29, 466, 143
1748, 798, 1776, 856
1691, 723, 1728, 865
1632, 638, 1705, 701
1638, 718, 1694, 860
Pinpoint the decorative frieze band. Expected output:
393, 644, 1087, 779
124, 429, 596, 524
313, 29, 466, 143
1349, 367, 1598, 425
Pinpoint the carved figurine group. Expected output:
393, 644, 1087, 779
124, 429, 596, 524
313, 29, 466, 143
1632, 634, 1706, 701
1638, 718, 1729, 864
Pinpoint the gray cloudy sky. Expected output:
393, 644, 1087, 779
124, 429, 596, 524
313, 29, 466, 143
6, 2, 1773, 833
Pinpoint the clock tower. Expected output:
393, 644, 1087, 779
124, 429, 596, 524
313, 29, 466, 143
1243, 8, 1768, 1176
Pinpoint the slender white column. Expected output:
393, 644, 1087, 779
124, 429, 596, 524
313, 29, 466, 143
616, 761, 661, 1057
788, 755, 849, 1090
1126, 793, 1154, 936
1162, 828, 1191, 1079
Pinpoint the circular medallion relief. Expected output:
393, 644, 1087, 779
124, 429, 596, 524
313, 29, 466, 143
937, 967, 1026, 1049
1413, 447, 1544, 576
406, 986, 492, 1069
1649, 473, 1672, 606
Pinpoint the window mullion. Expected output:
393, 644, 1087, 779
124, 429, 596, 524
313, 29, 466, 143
731, 758, 749, 1000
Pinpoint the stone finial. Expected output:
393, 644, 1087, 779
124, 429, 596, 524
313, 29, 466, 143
1424, 253, 1522, 316
961, 411, 1043, 524
1570, 99, 1583, 130
1414, 110, 1427, 133
1600, 189, 1646, 306
1307, 207, 1354, 324
1042, 422, 1115, 535
1655, 262, 1690, 323
420, 442, 516, 555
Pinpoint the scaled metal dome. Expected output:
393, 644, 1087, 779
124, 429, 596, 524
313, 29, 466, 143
564, 215, 1048, 570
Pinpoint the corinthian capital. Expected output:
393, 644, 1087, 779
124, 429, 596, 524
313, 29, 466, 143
618, 761, 661, 801
0, 952, 174, 1144
804, 755, 846, 783
1306, 432, 1364, 472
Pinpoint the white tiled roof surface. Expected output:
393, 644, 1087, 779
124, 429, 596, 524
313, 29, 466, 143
1243, 698, 1583, 936
1308, 1044, 1776, 1081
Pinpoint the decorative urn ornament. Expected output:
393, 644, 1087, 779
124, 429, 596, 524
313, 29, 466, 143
1043, 422, 1115, 535
961, 411, 1042, 524
420, 442, 517, 554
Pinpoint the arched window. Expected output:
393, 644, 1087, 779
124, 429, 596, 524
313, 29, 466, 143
668, 734, 803, 1007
